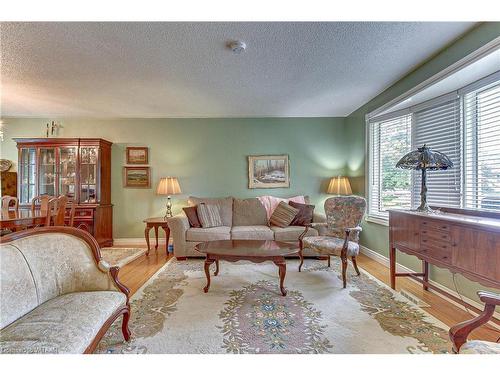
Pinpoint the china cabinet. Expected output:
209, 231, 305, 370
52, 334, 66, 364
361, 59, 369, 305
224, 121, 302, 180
14, 138, 113, 246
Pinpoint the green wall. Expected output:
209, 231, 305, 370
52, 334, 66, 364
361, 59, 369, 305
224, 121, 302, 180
345, 22, 500, 303
0, 117, 347, 238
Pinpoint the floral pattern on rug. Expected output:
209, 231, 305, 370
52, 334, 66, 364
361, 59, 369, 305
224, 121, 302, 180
302, 258, 450, 353
218, 280, 332, 354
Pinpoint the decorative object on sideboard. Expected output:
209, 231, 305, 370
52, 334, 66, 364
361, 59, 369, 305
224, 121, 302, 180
126, 147, 149, 164
124, 166, 151, 188
248, 154, 290, 189
0, 159, 12, 172
327, 176, 352, 195
156, 177, 182, 218
396, 144, 453, 212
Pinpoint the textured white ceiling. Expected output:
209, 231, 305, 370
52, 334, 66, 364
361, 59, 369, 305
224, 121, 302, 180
0, 22, 476, 118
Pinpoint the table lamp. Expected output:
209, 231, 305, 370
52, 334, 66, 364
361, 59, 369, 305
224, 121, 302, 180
396, 144, 453, 212
156, 177, 182, 219
327, 176, 352, 195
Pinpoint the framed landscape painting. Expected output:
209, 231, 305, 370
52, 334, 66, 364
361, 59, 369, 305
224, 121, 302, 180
123, 166, 151, 188
126, 147, 148, 164
248, 154, 290, 189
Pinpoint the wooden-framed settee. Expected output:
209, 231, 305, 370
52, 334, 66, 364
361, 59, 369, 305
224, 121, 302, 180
0, 227, 131, 354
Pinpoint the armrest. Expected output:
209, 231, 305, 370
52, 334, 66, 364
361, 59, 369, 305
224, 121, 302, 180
449, 291, 499, 353
166, 213, 190, 244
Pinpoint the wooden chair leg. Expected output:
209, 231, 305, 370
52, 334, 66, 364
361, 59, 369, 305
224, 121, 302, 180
351, 256, 360, 275
298, 240, 304, 272
122, 306, 131, 342
327, 255, 331, 268
341, 254, 347, 288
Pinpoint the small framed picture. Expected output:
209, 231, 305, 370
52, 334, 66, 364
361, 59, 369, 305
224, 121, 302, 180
123, 166, 151, 188
248, 154, 290, 189
126, 147, 149, 164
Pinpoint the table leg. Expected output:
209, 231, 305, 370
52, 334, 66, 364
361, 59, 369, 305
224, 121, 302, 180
214, 260, 220, 276
204, 257, 214, 293
144, 226, 152, 256
390, 246, 396, 289
154, 225, 159, 250
274, 259, 287, 296
422, 260, 429, 291
163, 225, 170, 255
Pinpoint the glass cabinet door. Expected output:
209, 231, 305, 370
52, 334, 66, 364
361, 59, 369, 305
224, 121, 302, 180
38, 148, 57, 196
19, 147, 36, 204
80, 146, 98, 203
58, 147, 78, 200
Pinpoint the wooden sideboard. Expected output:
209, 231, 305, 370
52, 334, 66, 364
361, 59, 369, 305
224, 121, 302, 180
389, 209, 500, 311
14, 138, 113, 247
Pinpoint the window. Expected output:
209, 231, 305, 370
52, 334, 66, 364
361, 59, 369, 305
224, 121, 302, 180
464, 82, 500, 211
367, 73, 500, 223
369, 114, 412, 220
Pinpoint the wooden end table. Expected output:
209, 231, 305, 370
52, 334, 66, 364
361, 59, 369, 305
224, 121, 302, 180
195, 239, 301, 296
143, 217, 170, 256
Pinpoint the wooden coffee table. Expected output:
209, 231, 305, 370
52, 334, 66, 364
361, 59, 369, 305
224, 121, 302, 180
195, 240, 301, 296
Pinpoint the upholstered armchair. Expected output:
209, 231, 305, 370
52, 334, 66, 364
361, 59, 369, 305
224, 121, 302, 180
299, 195, 367, 288
449, 291, 500, 354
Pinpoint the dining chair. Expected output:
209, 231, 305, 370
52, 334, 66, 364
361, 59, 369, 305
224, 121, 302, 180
52, 195, 70, 226
31, 195, 54, 213
299, 195, 367, 288
1, 196, 19, 211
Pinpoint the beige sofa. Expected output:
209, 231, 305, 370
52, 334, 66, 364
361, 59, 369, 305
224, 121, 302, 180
0, 227, 131, 354
167, 196, 326, 258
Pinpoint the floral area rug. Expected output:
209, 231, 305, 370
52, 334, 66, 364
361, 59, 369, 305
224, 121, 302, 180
100, 247, 147, 268
97, 257, 451, 354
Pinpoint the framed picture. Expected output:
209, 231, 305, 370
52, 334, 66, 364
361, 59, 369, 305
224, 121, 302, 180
126, 147, 148, 164
248, 154, 290, 189
123, 167, 151, 188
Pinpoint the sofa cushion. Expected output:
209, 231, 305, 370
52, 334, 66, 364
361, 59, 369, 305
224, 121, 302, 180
182, 206, 201, 228
232, 198, 268, 226
270, 201, 300, 228
188, 196, 233, 226
289, 201, 315, 226
0, 244, 38, 330
271, 226, 319, 241
186, 226, 231, 242
0, 291, 126, 354
196, 203, 224, 228
231, 225, 275, 240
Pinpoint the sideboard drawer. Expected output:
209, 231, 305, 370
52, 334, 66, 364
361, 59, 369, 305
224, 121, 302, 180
75, 209, 94, 218
421, 229, 451, 242
420, 220, 450, 232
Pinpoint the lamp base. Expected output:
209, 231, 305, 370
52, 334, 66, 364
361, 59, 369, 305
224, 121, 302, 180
165, 196, 173, 219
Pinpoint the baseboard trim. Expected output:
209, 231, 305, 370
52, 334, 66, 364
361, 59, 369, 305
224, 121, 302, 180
114, 238, 172, 246
360, 245, 500, 327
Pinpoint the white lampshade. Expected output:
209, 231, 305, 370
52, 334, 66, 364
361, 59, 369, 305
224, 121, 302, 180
327, 176, 352, 195
156, 177, 182, 196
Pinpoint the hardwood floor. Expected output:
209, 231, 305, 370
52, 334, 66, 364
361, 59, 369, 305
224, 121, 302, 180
117, 246, 499, 344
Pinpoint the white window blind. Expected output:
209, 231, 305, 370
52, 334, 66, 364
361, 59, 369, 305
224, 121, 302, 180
369, 114, 412, 219
464, 82, 500, 212
412, 98, 462, 208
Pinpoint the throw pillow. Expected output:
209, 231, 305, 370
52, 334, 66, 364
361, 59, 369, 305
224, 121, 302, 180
232, 198, 268, 226
289, 201, 315, 226
196, 203, 224, 228
182, 206, 201, 228
257, 195, 306, 219
269, 201, 300, 228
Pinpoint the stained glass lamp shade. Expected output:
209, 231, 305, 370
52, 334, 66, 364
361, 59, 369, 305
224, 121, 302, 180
396, 144, 453, 212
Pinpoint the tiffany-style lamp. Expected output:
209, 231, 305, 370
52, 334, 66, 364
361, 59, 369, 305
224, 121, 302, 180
396, 144, 453, 212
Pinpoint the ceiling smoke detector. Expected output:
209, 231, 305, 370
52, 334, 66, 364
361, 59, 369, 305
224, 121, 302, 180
227, 40, 246, 54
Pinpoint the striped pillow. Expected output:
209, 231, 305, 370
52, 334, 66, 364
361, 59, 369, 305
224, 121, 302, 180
269, 201, 300, 228
196, 203, 224, 228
